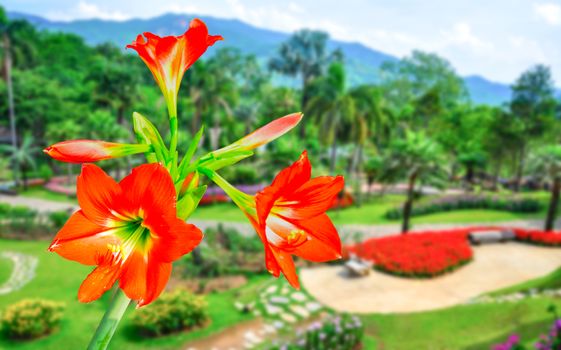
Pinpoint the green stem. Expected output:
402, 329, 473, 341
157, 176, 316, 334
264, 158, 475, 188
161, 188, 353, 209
87, 289, 131, 350
169, 115, 179, 178
199, 168, 254, 213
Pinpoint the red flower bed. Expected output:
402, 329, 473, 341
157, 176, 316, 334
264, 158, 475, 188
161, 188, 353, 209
348, 227, 498, 277
512, 228, 561, 246
198, 193, 230, 206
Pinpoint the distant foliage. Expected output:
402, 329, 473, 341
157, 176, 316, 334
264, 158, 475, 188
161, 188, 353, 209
1, 299, 65, 339
0, 203, 70, 238
385, 195, 541, 220
132, 290, 208, 337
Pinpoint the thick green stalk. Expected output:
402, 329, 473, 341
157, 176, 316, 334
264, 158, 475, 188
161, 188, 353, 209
169, 115, 179, 177
87, 289, 131, 350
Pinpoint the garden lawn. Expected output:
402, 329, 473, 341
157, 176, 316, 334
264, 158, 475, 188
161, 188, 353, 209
0, 239, 261, 350
361, 296, 561, 349
0, 255, 13, 285
489, 266, 561, 297
192, 193, 547, 225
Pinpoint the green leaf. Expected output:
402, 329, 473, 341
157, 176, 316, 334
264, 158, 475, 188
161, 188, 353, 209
132, 112, 168, 163
177, 185, 207, 220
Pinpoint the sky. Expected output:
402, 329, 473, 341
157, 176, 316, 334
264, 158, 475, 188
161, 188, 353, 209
2, 0, 561, 85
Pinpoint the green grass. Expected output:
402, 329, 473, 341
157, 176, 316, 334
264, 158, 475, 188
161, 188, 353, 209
361, 296, 561, 349
19, 187, 76, 204
18, 187, 551, 226
0, 239, 262, 350
192, 193, 547, 226
489, 266, 561, 297
0, 255, 13, 285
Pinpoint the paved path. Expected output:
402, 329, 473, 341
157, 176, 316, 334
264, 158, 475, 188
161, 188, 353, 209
300, 242, 561, 313
0, 194, 77, 213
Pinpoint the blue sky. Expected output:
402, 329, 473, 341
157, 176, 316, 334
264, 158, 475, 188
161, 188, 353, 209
3, 0, 560, 85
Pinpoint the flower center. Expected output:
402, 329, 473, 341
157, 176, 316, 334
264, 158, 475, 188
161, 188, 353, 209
108, 215, 152, 264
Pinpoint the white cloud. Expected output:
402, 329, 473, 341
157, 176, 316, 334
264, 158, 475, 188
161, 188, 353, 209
444, 23, 493, 51
534, 2, 561, 25
46, 1, 129, 21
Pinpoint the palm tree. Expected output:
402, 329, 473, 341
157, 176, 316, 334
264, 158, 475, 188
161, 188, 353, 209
528, 145, 561, 231
0, 9, 18, 187
269, 29, 341, 136
381, 131, 448, 233
0, 134, 39, 190
307, 63, 355, 174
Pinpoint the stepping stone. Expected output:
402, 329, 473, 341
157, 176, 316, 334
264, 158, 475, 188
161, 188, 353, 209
290, 305, 310, 318
270, 296, 289, 304
280, 313, 297, 323
305, 302, 322, 312
291, 292, 307, 302
265, 285, 277, 294
265, 303, 282, 315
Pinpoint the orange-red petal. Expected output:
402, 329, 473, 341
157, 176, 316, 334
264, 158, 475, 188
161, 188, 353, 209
139, 261, 172, 307
78, 264, 120, 303
275, 175, 344, 220
270, 247, 299, 289
117, 163, 176, 217
147, 218, 203, 263
77, 164, 121, 225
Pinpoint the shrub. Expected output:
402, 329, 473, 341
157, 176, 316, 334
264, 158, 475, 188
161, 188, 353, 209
38, 164, 54, 182
232, 165, 258, 184
385, 194, 541, 220
132, 290, 208, 337
0, 299, 65, 339
48, 211, 71, 229
350, 231, 473, 277
271, 314, 364, 350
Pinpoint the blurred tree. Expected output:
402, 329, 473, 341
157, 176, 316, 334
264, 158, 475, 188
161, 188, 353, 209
528, 145, 561, 230
381, 131, 448, 233
380, 51, 467, 122
269, 29, 342, 136
307, 62, 355, 174
510, 64, 558, 191
0, 133, 38, 190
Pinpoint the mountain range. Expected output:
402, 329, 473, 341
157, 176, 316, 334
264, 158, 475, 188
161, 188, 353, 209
8, 11, 513, 105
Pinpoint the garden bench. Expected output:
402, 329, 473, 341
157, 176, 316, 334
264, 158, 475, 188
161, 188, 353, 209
468, 229, 515, 245
344, 259, 372, 277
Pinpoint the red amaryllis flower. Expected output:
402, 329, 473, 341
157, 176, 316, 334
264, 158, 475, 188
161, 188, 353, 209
44, 140, 150, 163
127, 19, 223, 118
255, 152, 344, 288
49, 163, 202, 306
209, 151, 343, 288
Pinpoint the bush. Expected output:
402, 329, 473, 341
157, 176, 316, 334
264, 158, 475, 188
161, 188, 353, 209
38, 164, 54, 182
132, 290, 208, 337
350, 231, 473, 277
1, 299, 65, 339
385, 194, 541, 219
232, 165, 258, 185
271, 314, 364, 350
48, 211, 70, 229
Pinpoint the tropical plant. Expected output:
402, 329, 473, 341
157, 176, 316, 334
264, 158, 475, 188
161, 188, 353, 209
0, 133, 39, 189
381, 131, 448, 233
269, 29, 342, 135
528, 145, 561, 230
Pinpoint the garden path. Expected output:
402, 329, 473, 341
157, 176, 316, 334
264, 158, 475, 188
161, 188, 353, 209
300, 242, 561, 313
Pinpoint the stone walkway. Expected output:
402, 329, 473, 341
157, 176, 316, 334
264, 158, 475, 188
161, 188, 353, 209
300, 242, 561, 313
0, 251, 39, 295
